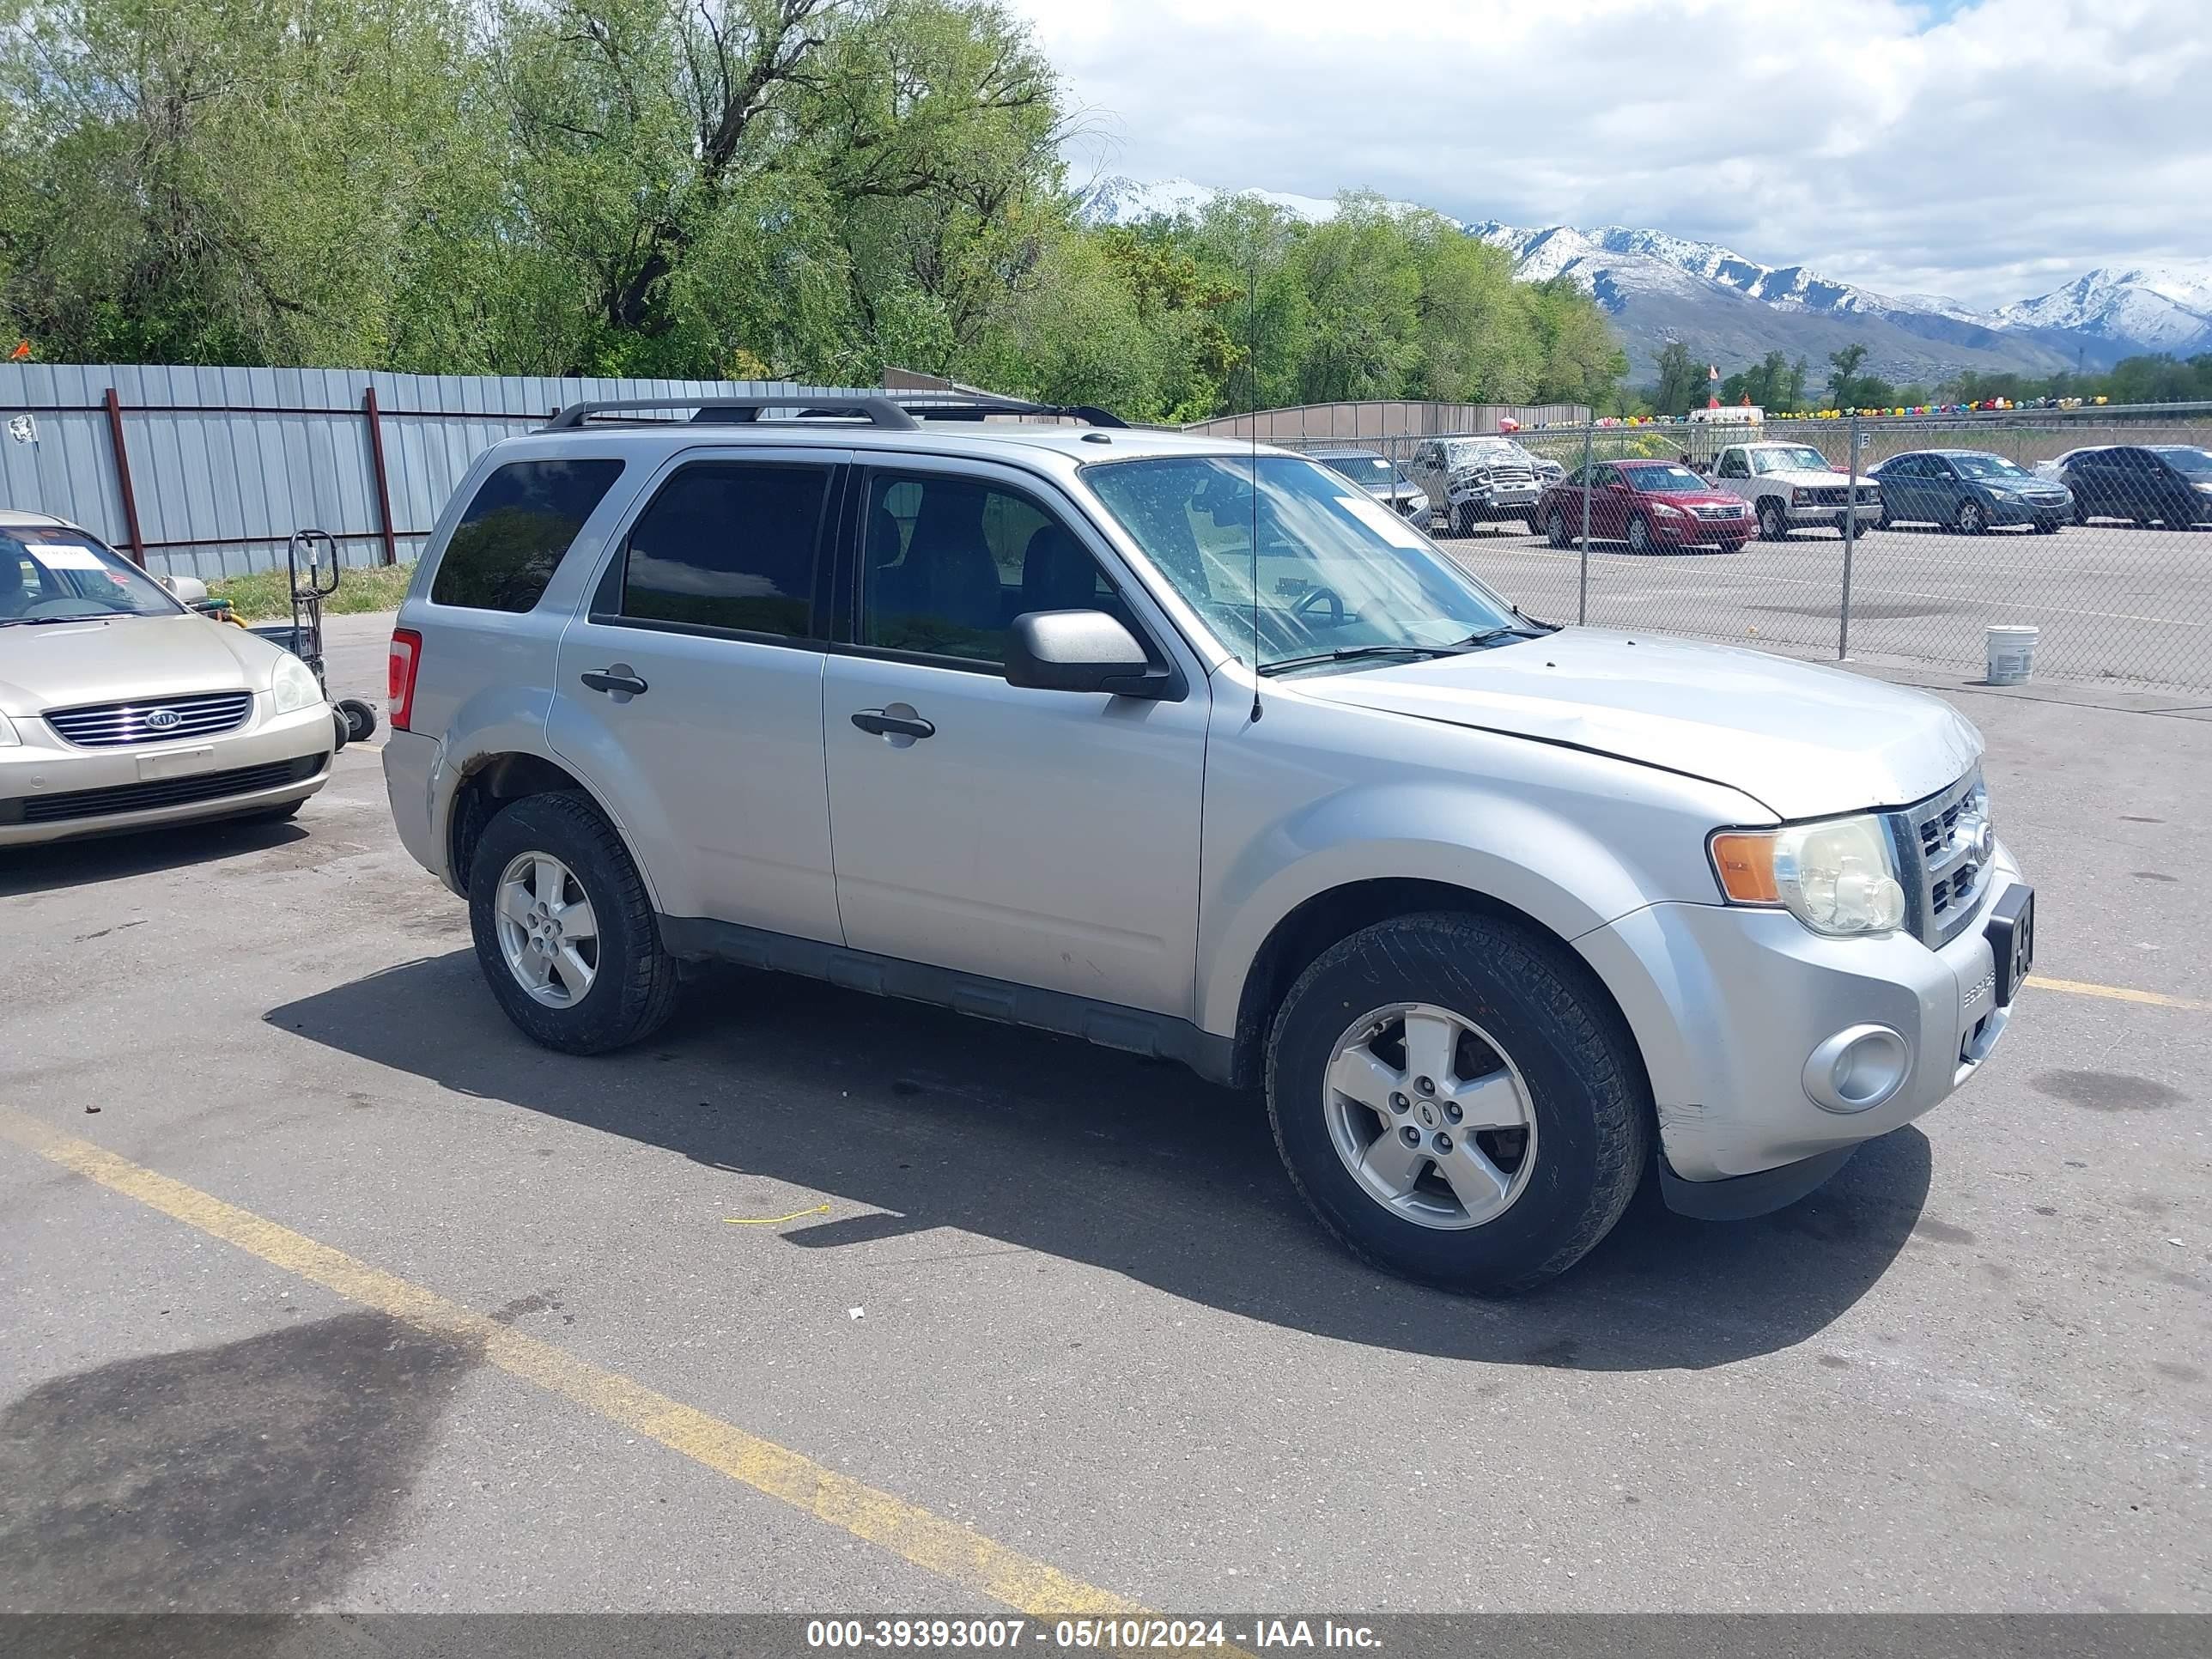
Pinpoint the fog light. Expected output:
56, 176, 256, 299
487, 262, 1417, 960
1803, 1024, 1910, 1114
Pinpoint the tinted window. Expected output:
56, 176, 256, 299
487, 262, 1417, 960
1717, 451, 1747, 478
616, 462, 829, 637
433, 459, 623, 612
862, 474, 1112, 665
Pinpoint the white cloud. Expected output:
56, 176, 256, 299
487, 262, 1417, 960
1010, 0, 2209, 307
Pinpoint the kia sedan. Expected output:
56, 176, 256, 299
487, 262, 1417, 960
2, 511, 335, 847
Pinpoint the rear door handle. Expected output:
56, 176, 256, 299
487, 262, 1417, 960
851, 708, 934, 741
581, 669, 648, 696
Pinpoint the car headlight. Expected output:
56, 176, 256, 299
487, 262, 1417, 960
1790, 487, 1810, 505
1651, 501, 1686, 517
1710, 813, 1907, 938
0, 710, 18, 748
2196, 482, 2212, 494
270, 653, 325, 714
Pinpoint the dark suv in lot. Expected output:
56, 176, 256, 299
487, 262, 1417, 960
2057, 446, 2212, 528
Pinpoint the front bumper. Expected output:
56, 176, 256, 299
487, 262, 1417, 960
1576, 840, 2027, 1189
1785, 501, 1882, 529
0, 699, 334, 847
1986, 495, 2072, 525
1651, 512, 1754, 544
1449, 484, 1542, 516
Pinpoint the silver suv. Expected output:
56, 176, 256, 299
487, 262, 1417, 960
383, 395, 2034, 1292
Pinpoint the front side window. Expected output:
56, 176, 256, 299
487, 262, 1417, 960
861, 473, 1117, 666
616, 462, 829, 637
434, 459, 624, 612
1083, 453, 1522, 674
0, 526, 180, 623
1717, 450, 1747, 478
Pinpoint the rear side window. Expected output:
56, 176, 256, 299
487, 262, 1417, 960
432, 459, 624, 612
615, 462, 830, 638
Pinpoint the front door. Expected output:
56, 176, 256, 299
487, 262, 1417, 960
550, 449, 846, 941
821, 459, 1209, 1018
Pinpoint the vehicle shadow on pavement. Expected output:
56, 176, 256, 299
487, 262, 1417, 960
269, 953, 1931, 1374
0, 817, 309, 898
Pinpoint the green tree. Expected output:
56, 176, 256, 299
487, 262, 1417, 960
1826, 343, 1871, 409
1652, 340, 1701, 416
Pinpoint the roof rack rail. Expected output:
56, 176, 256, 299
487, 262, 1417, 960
543, 396, 920, 431
896, 395, 1131, 429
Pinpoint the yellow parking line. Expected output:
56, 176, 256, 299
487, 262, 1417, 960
0, 1109, 1159, 1624
2027, 975, 2210, 1013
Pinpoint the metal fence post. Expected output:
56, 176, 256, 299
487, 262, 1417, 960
100, 386, 148, 566
1577, 420, 1594, 625
1839, 412, 1859, 660
363, 384, 399, 567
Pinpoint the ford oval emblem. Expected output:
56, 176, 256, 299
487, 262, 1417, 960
143, 708, 184, 731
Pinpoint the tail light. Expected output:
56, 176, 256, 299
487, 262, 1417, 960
388, 628, 422, 732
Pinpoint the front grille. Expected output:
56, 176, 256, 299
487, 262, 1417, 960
2, 754, 323, 826
1463, 466, 1534, 490
1895, 771, 1988, 947
45, 690, 253, 748
1808, 486, 1879, 507
1692, 503, 1747, 520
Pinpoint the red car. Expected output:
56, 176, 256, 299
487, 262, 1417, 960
1537, 459, 1756, 553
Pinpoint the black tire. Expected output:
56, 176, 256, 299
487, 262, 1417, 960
467, 790, 678, 1054
1626, 514, 1654, 556
2071, 498, 2088, 526
1265, 912, 1651, 1295
1546, 510, 1571, 550
339, 699, 378, 743
1757, 499, 1786, 541
1955, 498, 1989, 536
1451, 501, 1476, 538
2033, 518, 2060, 535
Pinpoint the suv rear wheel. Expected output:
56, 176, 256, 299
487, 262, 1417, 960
1266, 912, 1650, 1294
467, 791, 678, 1054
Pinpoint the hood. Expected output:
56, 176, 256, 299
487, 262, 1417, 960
0, 612, 285, 715
1635, 489, 1747, 512
1291, 629, 1982, 820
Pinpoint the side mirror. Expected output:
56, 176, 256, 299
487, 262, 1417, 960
1006, 611, 1172, 699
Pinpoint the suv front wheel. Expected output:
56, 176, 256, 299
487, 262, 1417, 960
467, 791, 679, 1054
1266, 912, 1650, 1293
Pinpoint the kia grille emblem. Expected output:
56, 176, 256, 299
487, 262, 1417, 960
143, 708, 184, 731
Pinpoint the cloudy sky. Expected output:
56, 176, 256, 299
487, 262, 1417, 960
1006, 0, 2208, 308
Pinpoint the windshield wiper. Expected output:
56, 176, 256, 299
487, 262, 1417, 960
1456, 623, 1552, 647
1260, 643, 1471, 677
0, 613, 115, 628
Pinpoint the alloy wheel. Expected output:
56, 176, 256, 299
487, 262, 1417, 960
1322, 1002, 1539, 1231
494, 850, 600, 1007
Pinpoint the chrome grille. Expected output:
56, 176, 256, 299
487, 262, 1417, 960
1894, 771, 1988, 947
1692, 503, 1747, 520
44, 690, 253, 748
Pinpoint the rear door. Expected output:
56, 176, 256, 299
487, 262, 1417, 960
819, 455, 1209, 1018
549, 447, 847, 941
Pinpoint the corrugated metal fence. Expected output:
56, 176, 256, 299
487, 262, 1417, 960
0, 363, 880, 580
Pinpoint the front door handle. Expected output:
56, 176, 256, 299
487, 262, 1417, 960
581, 669, 648, 696
851, 708, 935, 741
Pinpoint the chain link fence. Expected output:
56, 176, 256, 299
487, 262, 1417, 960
1273, 404, 2212, 694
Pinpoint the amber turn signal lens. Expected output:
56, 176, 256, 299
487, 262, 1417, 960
1710, 832, 1780, 903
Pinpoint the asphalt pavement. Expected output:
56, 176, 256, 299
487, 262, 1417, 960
1, 627, 2207, 1618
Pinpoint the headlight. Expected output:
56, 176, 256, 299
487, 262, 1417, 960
0, 710, 18, 747
270, 653, 325, 714
1791, 487, 1810, 505
1651, 501, 1686, 518
1710, 813, 1906, 938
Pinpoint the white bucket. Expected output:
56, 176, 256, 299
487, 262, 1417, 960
1986, 624, 2039, 685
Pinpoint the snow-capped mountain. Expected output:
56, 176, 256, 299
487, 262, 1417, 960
1074, 173, 2208, 382
1997, 267, 2212, 353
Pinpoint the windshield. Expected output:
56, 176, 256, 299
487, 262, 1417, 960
1618, 464, 1708, 493
2151, 447, 2212, 477
1083, 453, 1522, 673
1752, 446, 1831, 475
1, 526, 182, 623
1948, 453, 2030, 479
1445, 439, 1531, 470
1317, 454, 1407, 492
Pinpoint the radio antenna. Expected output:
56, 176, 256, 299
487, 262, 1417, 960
1247, 251, 1263, 724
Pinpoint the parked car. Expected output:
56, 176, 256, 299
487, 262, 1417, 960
1309, 448, 1429, 522
1535, 459, 1754, 554
1869, 449, 2073, 534
1406, 436, 1548, 536
1707, 441, 1883, 540
385, 394, 2032, 1293
2, 510, 335, 846
2057, 445, 2212, 528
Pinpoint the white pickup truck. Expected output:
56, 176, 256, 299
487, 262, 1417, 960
1709, 441, 1882, 541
